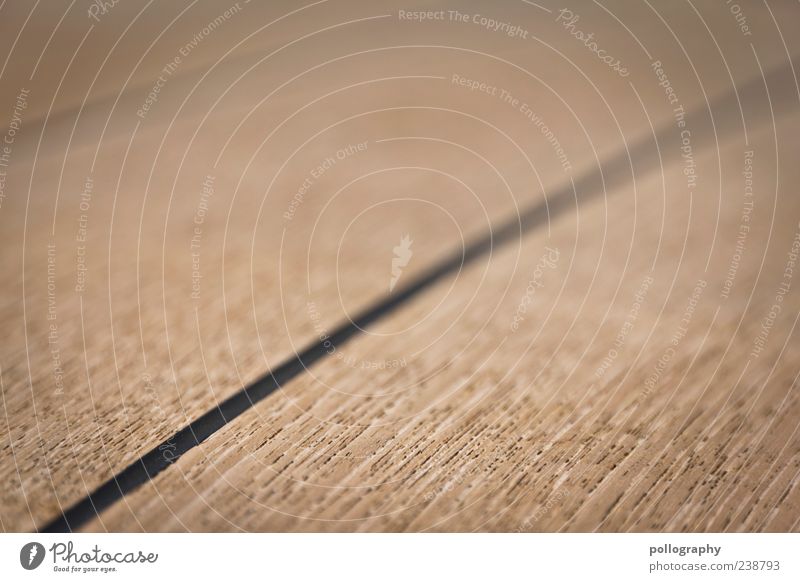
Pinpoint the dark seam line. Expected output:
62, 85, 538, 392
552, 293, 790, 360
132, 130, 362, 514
40, 62, 795, 533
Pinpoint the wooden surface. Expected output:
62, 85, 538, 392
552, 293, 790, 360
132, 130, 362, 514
1, 0, 800, 532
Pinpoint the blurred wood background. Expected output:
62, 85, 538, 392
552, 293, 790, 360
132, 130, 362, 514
1, 0, 799, 532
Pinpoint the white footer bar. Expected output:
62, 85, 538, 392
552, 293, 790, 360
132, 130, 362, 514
1, 533, 797, 580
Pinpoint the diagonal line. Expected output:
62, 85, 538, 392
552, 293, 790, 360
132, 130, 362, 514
41, 61, 797, 532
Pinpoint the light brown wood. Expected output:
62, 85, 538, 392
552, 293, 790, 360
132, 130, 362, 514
1, 0, 799, 532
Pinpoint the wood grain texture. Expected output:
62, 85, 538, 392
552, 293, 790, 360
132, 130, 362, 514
1, 0, 799, 532
83, 119, 800, 532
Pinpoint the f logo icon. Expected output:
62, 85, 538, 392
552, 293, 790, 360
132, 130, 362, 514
20, 542, 45, 570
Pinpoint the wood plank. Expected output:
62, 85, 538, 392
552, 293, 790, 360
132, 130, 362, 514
1, 0, 799, 531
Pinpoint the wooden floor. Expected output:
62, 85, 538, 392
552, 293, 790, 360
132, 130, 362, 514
2, 0, 800, 532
